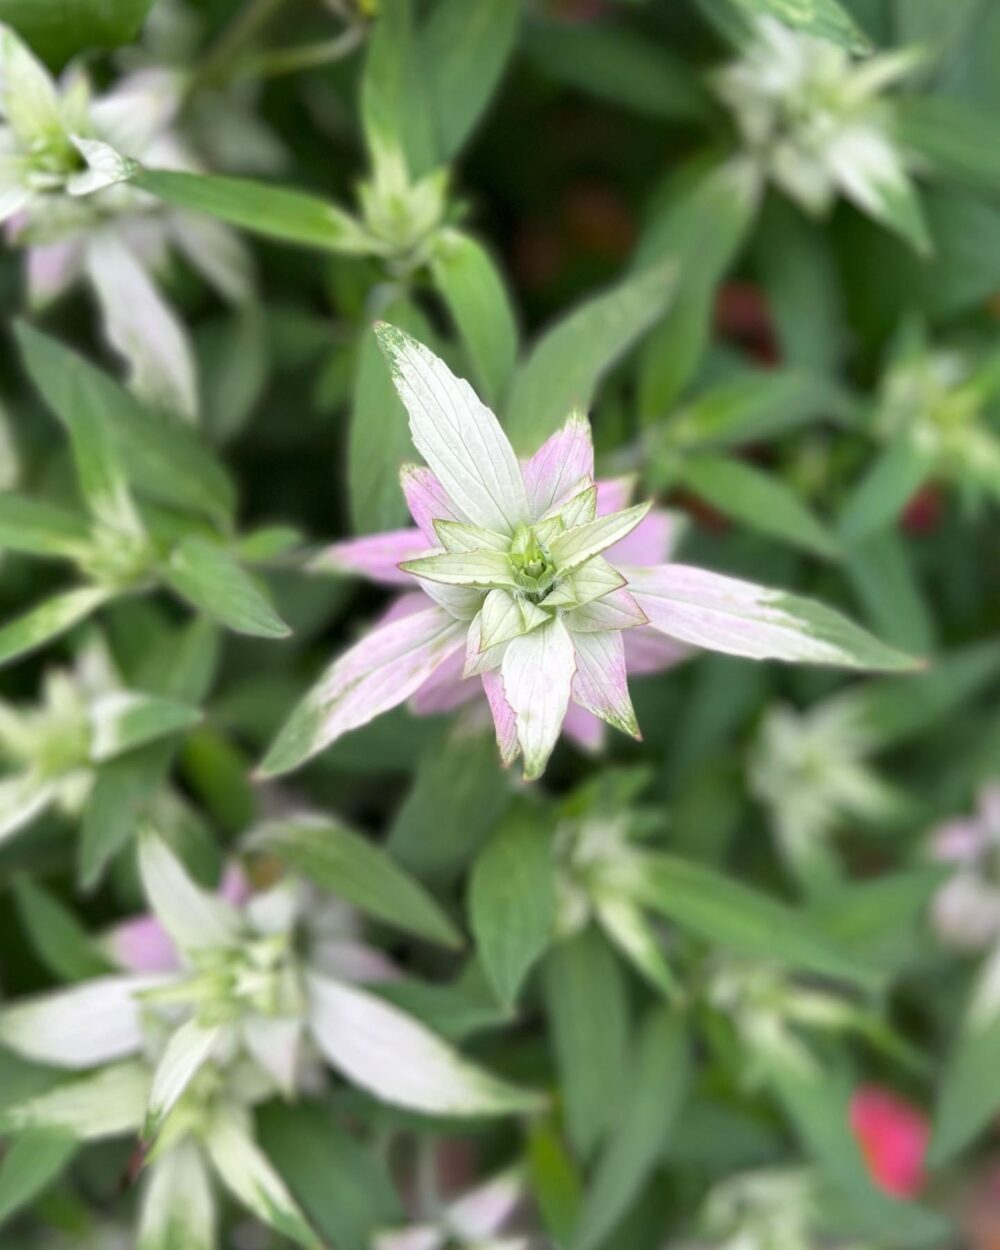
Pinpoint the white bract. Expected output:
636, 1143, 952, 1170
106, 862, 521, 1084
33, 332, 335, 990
261, 325, 915, 782
0, 24, 251, 419
375, 1168, 536, 1250
713, 17, 928, 253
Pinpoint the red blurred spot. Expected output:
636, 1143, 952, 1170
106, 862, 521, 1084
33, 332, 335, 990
669, 490, 731, 534
716, 282, 780, 367
850, 1085, 929, 1199
563, 183, 636, 259
512, 220, 564, 292
901, 485, 944, 535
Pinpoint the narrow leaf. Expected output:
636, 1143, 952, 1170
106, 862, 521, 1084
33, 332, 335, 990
253, 814, 462, 949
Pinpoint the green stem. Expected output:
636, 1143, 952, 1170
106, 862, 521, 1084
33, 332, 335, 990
228, 26, 366, 83
194, 0, 294, 88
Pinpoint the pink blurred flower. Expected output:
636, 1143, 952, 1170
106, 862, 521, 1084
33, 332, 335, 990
929, 786, 1000, 951
850, 1085, 929, 1198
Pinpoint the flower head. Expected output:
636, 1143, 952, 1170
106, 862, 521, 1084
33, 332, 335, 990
0, 634, 201, 847
713, 18, 928, 253
0, 25, 252, 419
929, 785, 1000, 951
261, 325, 916, 782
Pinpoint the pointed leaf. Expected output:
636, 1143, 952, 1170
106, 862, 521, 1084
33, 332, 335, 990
0, 587, 113, 669
252, 814, 462, 948
613, 851, 879, 989
165, 535, 290, 639
501, 616, 577, 780
430, 229, 518, 404
506, 264, 675, 452
133, 169, 371, 254
12, 877, 112, 982
469, 804, 556, 1007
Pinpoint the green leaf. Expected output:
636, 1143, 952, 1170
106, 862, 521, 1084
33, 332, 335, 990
754, 198, 843, 373
423, 0, 520, 160
252, 814, 462, 949
89, 691, 203, 762
897, 95, 1000, 201
12, 878, 112, 982
429, 228, 519, 405
571, 1009, 689, 1250
838, 437, 935, 545
931, 950, 1000, 1165
505, 263, 676, 452
16, 323, 235, 528
388, 725, 513, 882
845, 640, 1000, 749
78, 619, 220, 888
810, 869, 944, 972
528, 1124, 584, 1245
543, 928, 631, 1160
361, 0, 437, 177
469, 804, 556, 1007
616, 852, 879, 988
663, 370, 855, 450
842, 531, 936, 656
524, 21, 710, 122
0, 1130, 77, 1228
132, 169, 371, 256
0, 587, 112, 669
257, 1103, 400, 1250
677, 455, 840, 559
164, 536, 291, 640
724, 0, 871, 52
0, 0, 153, 65
0, 494, 90, 559
348, 301, 432, 535
635, 161, 760, 417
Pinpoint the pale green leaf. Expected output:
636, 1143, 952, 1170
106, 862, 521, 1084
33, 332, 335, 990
505, 264, 676, 452
164, 536, 290, 640
430, 228, 519, 405
0, 587, 112, 669
132, 169, 372, 255
469, 805, 556, 1007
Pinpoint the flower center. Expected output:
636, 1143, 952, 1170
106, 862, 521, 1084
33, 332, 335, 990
509, 524, 558, 600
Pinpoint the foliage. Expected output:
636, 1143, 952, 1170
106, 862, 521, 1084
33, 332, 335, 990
0, 1, 998, 1248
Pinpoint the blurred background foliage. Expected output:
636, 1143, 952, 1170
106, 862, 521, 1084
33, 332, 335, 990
1, 0, 1000, 1247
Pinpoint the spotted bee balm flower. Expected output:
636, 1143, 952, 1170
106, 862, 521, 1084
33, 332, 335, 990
260, 325, 916, 782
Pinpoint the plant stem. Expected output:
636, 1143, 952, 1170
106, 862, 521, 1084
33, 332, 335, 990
194, 0, 294, 88
228, 25, 366, 84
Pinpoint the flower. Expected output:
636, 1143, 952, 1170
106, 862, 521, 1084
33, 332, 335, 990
713, 17, 928, 253
0, 831, 542, 1248
0, 634, 201, 847
849, 1085, 929, 1198
0, 24, 252, 419
749, 697, 903, 889
261, 324, 916, 781
929, 785, 1000, 951
375, 1168, 537, 1250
